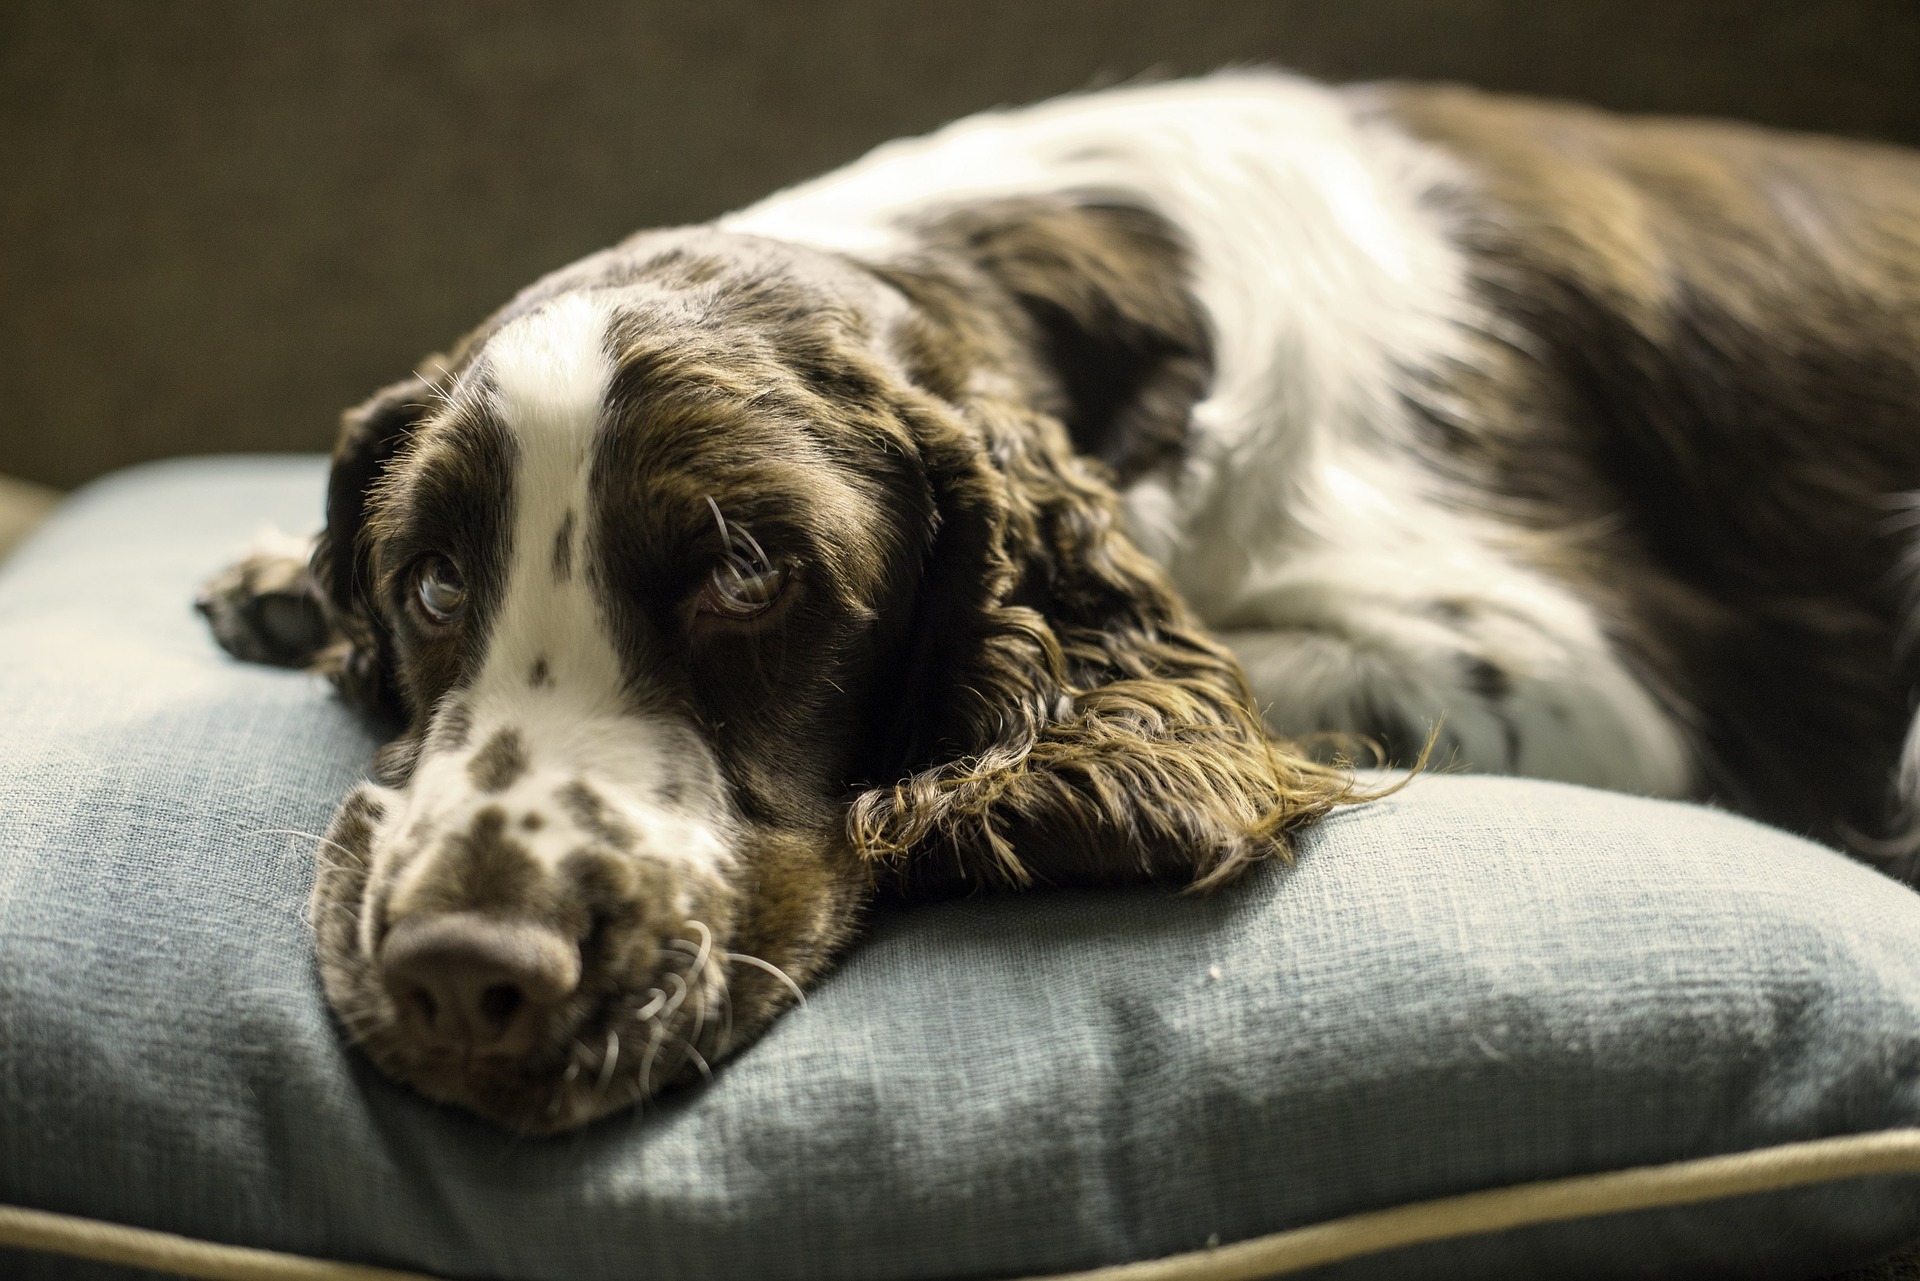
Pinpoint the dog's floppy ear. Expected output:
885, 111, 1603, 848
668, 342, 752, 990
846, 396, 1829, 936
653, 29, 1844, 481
913, 197, 1211, 486
309, 371, 438, 714
851, 390, 1362, 894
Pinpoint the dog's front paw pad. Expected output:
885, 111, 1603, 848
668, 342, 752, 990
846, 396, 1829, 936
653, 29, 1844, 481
197, 549, 328, 667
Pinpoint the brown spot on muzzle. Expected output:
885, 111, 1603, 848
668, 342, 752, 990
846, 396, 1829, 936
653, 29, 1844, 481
469, 729, 530, 793
396, 805, 546, 923
325, 788, 386, 870
552, 510, 576, 581
435, 701, 474, 751
557, 780, 637, 850
372, 737, 422, 787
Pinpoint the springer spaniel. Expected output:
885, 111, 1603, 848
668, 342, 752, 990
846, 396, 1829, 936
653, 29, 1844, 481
201, 73, 1920, 1132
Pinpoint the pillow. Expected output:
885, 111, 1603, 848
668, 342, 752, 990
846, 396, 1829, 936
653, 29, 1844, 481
3, 456, 1920, 1281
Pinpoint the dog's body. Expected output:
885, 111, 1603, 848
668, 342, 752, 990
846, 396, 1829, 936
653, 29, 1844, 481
201, 73, 1920, 1131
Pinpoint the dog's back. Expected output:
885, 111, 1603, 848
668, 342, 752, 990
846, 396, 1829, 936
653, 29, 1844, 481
735, 72, 1920, 849
1383, 84, 1920, 846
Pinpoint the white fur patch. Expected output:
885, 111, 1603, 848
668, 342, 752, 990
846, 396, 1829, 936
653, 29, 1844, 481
480, 294, 621, 713
486, 293, 616, 434
730, 72, 1693, 795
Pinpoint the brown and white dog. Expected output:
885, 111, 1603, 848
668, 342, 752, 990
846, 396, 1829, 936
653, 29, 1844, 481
201, 73, 1920, 1132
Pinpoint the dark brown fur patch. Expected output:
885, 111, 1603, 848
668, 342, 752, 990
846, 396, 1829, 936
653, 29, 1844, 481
426, 805, 541, 914
468, 728, 529, 793
323, 788, 385, 871
557, 780, 637, 850
373, 735, 423, 786
908, 197, 1212, 485
361, 406, 517, 722
552, 510, 575, 581
528, 656, 551, 688
433, 700, 473, 752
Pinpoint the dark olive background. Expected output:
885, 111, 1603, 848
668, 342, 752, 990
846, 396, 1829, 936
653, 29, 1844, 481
4, 1, 1919, 489
8, 8, 1920, 1277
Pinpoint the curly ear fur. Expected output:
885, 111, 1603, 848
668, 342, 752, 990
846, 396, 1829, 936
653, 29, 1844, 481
851, 388, 1364, 894
308, 371, 438, 715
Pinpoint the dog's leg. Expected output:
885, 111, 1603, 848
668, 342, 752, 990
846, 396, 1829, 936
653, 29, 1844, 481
1212, 581, 1693, 797
196, 526, 335, 668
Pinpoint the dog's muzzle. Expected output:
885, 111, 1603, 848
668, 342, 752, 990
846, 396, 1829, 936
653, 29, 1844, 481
311, 719, 738, 1130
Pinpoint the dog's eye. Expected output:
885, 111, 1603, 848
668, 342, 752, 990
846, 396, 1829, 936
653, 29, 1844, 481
698, 500, 787, 621
700, 554, 788, 620
413, 555, 468, 624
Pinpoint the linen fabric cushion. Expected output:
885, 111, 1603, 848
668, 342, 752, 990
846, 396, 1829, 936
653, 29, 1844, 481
2, 457, 1919, 1281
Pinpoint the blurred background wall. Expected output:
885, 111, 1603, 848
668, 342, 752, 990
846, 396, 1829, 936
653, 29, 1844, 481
3, 0, 1918, 491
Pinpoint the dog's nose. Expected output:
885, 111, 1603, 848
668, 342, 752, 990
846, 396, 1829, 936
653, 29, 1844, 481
380, 913, 582, 1057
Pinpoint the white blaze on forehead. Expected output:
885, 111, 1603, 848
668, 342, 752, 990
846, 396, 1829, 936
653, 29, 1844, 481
445, 294, 733, 875
476, 299, 640, 756
488, 293, 616, 431
481, 293, 619, 704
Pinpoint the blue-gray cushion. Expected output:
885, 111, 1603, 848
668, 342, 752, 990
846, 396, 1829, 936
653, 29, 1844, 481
3, 457, 1920, 1281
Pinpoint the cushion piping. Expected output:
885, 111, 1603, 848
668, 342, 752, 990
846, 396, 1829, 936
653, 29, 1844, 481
6, 1128, 1919, 1281
0, 1204, 432, 1280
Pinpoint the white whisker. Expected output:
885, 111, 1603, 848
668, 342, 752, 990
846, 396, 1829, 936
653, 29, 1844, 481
245, 827, 360, 864
662, 970, 689, 1020
673, 1032, 713, 1085
684, 920, 714, 981
725, 950, 806, 1006
639, 1020, 667, 1100
717, 978, 735, 1057
595, 1027, 621, 1094
689, 987, 708, 1055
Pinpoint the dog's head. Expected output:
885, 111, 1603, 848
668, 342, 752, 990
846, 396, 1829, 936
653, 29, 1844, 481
306, 205, 1357, 1131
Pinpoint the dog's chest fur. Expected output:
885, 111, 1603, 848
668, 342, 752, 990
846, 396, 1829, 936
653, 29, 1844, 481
727, 72, 1920, 845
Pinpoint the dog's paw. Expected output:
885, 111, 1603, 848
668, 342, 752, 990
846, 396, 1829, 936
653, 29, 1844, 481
196, 530, 331, 667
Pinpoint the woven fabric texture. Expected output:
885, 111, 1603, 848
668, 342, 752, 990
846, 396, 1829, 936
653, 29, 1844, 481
3, 457, 1920, 1281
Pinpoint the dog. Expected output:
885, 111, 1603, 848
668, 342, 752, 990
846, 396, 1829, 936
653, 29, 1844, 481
199, 72, 1920, 1132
